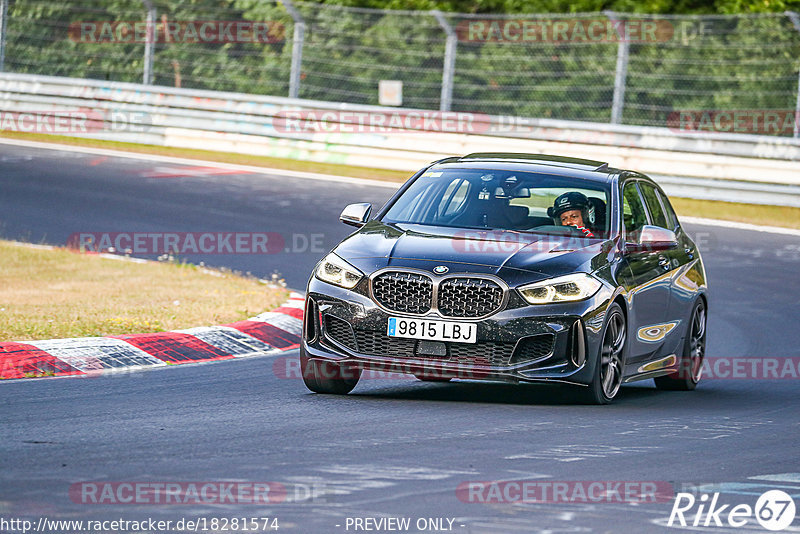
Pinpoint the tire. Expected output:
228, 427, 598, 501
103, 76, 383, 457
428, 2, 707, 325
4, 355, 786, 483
654, 299, 706, 391
300, 349, 361, 394
580, 303, 626, 405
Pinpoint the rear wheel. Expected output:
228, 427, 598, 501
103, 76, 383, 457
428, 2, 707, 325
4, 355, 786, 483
300, 349, 361, 394
580, 303, 626, 405
654, 299, 706, 391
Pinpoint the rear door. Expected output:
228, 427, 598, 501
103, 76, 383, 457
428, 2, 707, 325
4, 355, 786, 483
640, 182, 698, 356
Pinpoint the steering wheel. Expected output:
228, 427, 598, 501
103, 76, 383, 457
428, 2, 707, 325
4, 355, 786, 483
529, 224, 583, 237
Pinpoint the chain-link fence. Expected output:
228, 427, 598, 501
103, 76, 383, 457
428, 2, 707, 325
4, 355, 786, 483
2, 0, 800, 135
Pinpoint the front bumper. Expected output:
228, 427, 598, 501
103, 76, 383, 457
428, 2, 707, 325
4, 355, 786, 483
303, 277, 613, 386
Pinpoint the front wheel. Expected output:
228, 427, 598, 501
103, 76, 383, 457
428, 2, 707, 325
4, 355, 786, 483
300, 349, 361, 394
654, 299, 706, 391
580, 303, 626, 405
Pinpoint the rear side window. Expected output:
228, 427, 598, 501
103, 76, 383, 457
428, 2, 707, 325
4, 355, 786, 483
639, 183, 669, 229
622, 182, 648, 238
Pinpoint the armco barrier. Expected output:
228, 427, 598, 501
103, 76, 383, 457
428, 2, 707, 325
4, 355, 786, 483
1, 73, 799, 206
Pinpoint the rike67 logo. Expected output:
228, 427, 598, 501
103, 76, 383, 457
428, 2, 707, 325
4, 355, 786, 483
669, 490, 796, 531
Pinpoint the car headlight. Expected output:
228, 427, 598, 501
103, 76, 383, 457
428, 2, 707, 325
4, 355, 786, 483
518, 273, 602, 305
315, 253, 363, 289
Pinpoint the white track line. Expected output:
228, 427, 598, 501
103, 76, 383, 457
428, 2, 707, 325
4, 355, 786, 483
0, 137, 401, 189
681, 216, 800, 237
2, 137, 798, 237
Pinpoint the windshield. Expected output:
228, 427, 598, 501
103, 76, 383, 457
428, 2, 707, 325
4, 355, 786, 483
382, 168, 611, 237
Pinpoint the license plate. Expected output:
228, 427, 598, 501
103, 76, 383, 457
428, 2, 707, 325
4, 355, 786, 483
387, 317, 477, 344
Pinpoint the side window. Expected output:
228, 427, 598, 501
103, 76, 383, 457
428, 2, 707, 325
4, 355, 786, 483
639, 183, 669, 229
655, 188, 680, 230
622, 182, 648, 239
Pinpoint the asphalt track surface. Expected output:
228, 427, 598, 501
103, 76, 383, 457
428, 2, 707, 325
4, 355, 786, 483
2, 143, 800, 533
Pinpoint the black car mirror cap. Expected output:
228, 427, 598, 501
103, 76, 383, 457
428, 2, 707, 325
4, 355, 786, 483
625, 225, 678, 252
340, 203, 372, 227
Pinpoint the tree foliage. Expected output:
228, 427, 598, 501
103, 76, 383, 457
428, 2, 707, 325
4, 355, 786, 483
5, 0, 800, 133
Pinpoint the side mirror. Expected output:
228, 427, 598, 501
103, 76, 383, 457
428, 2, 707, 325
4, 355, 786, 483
626, 225, 678, 252
340, 203, 372, 227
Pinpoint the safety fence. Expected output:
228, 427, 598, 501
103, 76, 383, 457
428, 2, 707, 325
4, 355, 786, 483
1, 1, 800, 134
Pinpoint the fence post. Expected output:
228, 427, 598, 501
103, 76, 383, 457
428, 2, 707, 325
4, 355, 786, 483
432, 10, 456, 112
282, 0, 305, 99
141, 0, 155, 85
605, 10, 629, 125
0, 0, 8, 72
786, 11, 800, 138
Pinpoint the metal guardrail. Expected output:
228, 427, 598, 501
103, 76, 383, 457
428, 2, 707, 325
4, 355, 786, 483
0, 73, 799, 206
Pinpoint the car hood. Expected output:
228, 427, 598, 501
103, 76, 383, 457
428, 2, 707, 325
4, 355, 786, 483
333, 221, 615, 285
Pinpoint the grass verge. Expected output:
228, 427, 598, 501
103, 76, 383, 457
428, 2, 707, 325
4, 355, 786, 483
0, 241, 288, 342
2, 131, 799, 230
670, 198, 800, 230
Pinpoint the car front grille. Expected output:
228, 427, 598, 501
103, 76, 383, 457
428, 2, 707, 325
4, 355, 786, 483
328, 323, 554, 368
371, 271, 505, 318
354, 330, 512, 365
372, 271, 433, 314
448, 340, 516, 366
354, 330, 417, 359
438, 277, 504, 318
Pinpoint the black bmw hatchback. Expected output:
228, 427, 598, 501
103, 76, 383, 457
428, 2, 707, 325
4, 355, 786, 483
301, 153, 708, 404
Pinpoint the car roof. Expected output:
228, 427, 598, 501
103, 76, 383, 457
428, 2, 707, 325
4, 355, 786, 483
429, 153, 622, 184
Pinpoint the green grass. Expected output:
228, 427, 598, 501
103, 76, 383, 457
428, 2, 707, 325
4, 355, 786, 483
0, 240, 288, 342
670, 198, 800, 230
